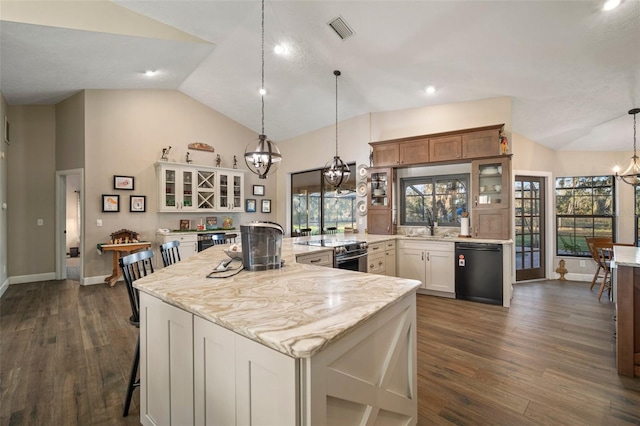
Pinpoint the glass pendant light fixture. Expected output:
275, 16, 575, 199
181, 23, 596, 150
244, 0, 281, 179
323, 70, 351, 189
615, 108, 640, 186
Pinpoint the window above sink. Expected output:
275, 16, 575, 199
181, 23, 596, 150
400, 173, 469, 227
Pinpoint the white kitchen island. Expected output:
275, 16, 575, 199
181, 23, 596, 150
134, 240, 421, 426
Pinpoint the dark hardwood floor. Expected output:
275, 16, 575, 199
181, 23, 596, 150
1, 279, 639, 425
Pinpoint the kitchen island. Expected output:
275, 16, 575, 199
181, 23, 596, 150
134, 238, 421, 425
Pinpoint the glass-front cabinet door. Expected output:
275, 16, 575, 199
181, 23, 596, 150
472, 157, 510, 210
157, 164, 197, 211
217, 171, 244, 212
368, 167, 392, 209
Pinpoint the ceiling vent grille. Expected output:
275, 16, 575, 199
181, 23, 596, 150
328, 16, 355, 40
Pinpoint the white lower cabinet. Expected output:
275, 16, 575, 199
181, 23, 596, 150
296, 250, 333, 267
367, 240, 397, 276
194, 317, 297, 425
157, 233, 197, 263
140, 293, 194, 426
140, 291, 418, 425
398, 240, 454, 294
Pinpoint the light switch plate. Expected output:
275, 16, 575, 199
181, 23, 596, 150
97, 219, 103, 227
37, 219, 43, 226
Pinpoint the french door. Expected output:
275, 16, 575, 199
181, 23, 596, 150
514, 176, 545, 281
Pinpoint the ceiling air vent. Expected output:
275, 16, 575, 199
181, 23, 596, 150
328, 16, 355, 40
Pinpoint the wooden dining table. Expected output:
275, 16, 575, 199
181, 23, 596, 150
99, 242, 151, 286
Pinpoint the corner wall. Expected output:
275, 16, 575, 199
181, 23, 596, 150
0, 93, 8, 295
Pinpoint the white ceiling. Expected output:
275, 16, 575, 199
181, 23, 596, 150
1, 0, 639, 151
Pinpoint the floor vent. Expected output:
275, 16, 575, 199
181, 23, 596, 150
328, 16, 355, 40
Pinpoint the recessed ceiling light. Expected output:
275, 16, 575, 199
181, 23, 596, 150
603, 0, 621, 11
259, 87, 266, 96
274, 44, 287, 55
144, 70, 158, 77
425, 85, 436, 94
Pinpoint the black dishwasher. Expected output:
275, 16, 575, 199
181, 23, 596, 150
455, 242, 503, 305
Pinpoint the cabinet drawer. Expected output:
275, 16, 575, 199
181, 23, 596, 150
384, 240, 396, 251
296, 251, 333, 267
367, 242, 386, 254
368, 253, 385, 275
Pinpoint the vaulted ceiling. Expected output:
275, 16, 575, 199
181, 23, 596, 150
1, 0, 639, 151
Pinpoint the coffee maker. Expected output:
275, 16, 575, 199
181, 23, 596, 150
240, 221, 284, 271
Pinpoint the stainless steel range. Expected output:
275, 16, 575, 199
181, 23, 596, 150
296, 239, 368, 272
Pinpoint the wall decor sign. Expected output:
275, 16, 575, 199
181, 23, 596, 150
114, 175, 134, 190
246, 198, 257, 212
253, 185, 265, 196
4, 116, 9, 145
261, 199, 271, 213
130, 195, 146, 213
102, 194, 120, 212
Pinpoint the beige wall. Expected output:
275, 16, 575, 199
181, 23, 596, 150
7, 105, 57, 278
82, 89, 266, 279
56, 91, 85, 171
0, 93, 8, 289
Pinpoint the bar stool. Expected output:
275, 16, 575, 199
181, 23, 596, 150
325, 227, 338, 234
119, 249, 155, 417
159, 240, 181, 267
299, 228, 312, 237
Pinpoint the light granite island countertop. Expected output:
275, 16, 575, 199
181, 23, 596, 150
134, 238, 421, 426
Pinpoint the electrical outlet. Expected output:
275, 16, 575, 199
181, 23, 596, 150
37, 219, 43, 226
97, 219, 103, 227
580, 260, 586, 267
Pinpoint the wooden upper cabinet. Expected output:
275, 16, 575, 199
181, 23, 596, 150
370, 123, 505, 167
428, 135, 462, 162
399, 139, 429, 165
372, 143, 400, 167
462, 129, 501, 159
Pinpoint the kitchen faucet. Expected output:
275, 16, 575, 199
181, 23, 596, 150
426, 209, 435, 236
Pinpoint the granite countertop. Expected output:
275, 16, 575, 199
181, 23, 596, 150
134, 238, 421, 359
613, 245, 640, 267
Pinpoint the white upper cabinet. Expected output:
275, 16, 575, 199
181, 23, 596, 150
156, 162, 245, 213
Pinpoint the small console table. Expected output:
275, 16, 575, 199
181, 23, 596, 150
99, 242, 151, 286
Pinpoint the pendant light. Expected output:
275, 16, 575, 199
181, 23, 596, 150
244, 0, 281, 179
615, 108, 640, 186
323, 70, 351, 189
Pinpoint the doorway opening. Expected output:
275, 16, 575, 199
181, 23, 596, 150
56, 169, 84, 283
515, 175, 546, 281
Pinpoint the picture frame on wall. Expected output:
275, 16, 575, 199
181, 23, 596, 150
253, 185, 265, 196
261, 199, 271, 213
102, 194, 120, 212
114, 175, 134, 190
246, 198, 257, 212
130, 195, 146, 212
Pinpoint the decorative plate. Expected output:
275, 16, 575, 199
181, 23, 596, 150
357, 200, 367, 216
357, 182, 368, 197
357, 164, 368, 179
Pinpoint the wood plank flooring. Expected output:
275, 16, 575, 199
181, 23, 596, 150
1, 279, 639, 425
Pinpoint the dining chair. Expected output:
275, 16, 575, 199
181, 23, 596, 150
592, 239, 614, 301
584, 237, 611, 291
159, 240, 181, 267
119, 249, 155, 417
210, 233, 238, 245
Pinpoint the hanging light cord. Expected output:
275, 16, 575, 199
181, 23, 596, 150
261, 0, 265, 137
335, 70, 339, 156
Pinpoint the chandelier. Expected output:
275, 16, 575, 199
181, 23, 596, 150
323, 70, 351, 189
244, 0, 281, 179
615, 108, 640, 186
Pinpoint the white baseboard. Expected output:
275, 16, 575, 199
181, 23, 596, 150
0, 278, 8, 298
554, 272, 592, 282
9, 272, 57, 285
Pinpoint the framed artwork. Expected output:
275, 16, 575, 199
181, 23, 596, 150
102, 194, 120, 212
4, 116, 9, 145
206, 217, 217, 229
261, 199, 271, 213
129, 195, 146, 212
114, 175, 134, 190
180, 219, 191, 231
253, 185, 265, 196
246, 198, 257, 212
